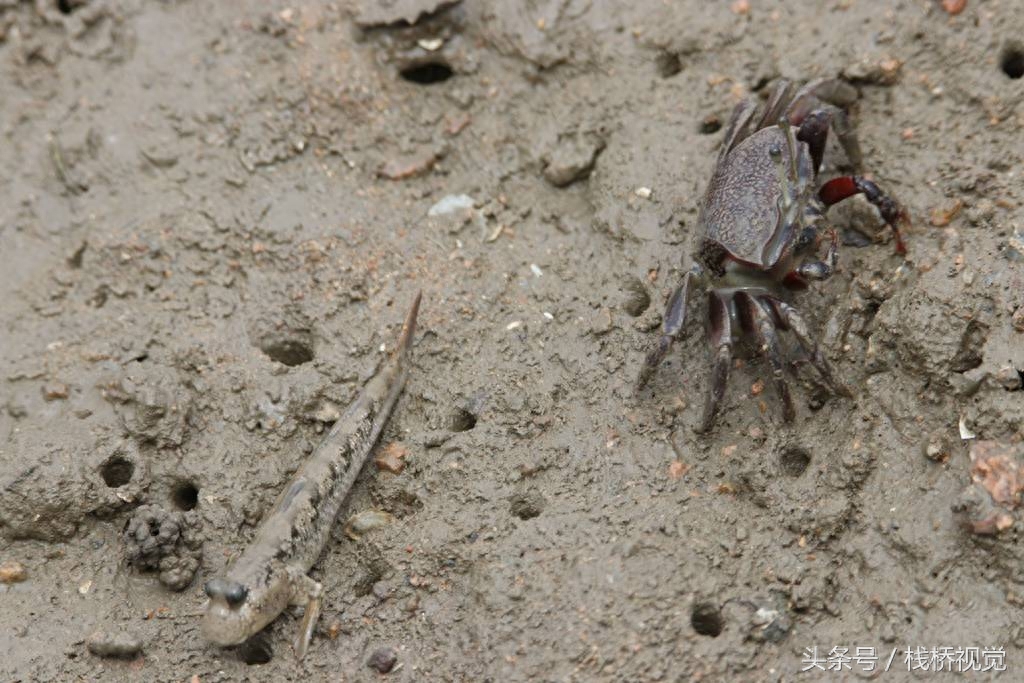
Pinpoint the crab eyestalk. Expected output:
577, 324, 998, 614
768, 143, 792, 213
777, 117, 800, 182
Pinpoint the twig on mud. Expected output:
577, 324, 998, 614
49, 134, 87, 195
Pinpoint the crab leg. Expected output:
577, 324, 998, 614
638, 264, 704, 389
764, 297, 853, 398
819, 176, 908, 254
785, 78, 863, 172
695, 291, 734, 433
738, 293, 795, 423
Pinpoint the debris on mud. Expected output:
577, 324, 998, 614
378, 148, 442, 180
375, 442, 409, 474
542, 133, 605, 187
0, 561, 27, 584
123, 504, 203, 591
345, 510, 395, 540
954, 441, 1024, 535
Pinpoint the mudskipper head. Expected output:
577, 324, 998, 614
201, 577, 261, 647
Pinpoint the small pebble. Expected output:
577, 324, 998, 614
1012, 306, 1024, 333
345, 510, 394, 540
86, 629, 144, 659
367, 647, 398, 674
42, 382, 69, 401
995, 367, 1022, 392
375, 442, 409, 474
0, 560, 27, 584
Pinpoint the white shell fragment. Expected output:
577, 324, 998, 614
959, 415, 976, 440
417, 38, 444, 51
428, 194, 475, 216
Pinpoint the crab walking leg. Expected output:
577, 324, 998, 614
766, 297, 853, 398
695, 291, 734, 433
739, 293, 795, 422
796, 229, 839, 281
819, 176, 908, 254
638, 264, 704, 389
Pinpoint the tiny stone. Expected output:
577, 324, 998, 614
590, 307, 614, 336
1012, 306, 1024, 333
0, 560, 27, 584
367, 647, 398, 674
995, 367, 1022, 392
42, 382, 69, 401
86, 629, 144, 659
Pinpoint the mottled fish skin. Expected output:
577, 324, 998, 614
202, 294, 421, 649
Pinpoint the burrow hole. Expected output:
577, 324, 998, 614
100, 455, 134, 488
448, 407, 477, 432
780, 447, 811, 477
656, 51, 683, 78
259, 334, 314, 366
56, 0, 78, 15
171, 481, 199, 511
691, 602, 724, 637
400, 62, 453, 85
237, 635, 273, 665
510, 492, 545, 520
1001, 45, 1024, 79
698, 115, 722, 135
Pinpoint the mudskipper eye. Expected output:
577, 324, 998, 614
204, 578, 249, 606
224, 583, 249, 606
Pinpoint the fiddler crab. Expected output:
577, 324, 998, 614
639, 78, 909, 432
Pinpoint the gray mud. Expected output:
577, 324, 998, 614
2, 1, 1023, 681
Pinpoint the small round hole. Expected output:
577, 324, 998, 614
171, 482, 199, 511
657, 52, 683, 78
1001, 46, 1024, 79
100, 456, 134, 488
238, 635, 273, 665
400, 62, 453, 85
449, 407, 477, 432
691, 602, 723, 637
259, 336, 314, 366
510, 492, 545, 520
779, 447, 811, 477
698, 116, 722, 135
56, 0, 75, 14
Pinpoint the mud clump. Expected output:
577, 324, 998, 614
542, 132, 605, 187
101, 366, 193, 448
86, 629, 144, 659
868, 278, 990, 383
954, 441, 1024, 536
0, 438, 147, 541
123, 504, 203, 591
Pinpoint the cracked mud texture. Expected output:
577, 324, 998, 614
1, 0, 1023, 681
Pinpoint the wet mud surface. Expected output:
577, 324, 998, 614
2, 0, 1023, 680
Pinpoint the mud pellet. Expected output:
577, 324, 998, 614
86, 630, 144, 659
367, 647, 398, 674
